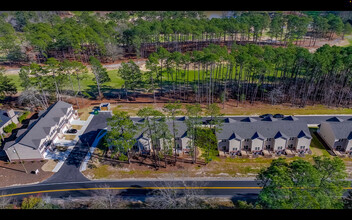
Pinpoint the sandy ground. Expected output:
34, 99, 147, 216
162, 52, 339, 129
41, 160, 58, 172
0, 160, 54, 188
2, 35, 351, 75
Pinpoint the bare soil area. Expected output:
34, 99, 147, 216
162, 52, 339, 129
0, 160, 54, 188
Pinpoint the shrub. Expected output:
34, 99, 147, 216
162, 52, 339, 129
3, 122, 16, 133
21, 196, 43, 209
18, 111, 30, 123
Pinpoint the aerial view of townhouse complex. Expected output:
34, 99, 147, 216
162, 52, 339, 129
1, 10, 352, 211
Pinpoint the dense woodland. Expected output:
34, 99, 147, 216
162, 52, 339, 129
1, 11, 352, 109
0, 11, 352, 64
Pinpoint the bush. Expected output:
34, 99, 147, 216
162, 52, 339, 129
18, 111, 30, 123
21, 196, 43, 209
3, 122, 16, 133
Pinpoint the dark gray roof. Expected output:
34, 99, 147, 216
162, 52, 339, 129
275, 131, 288, 139
0, 110, 19, 128
261, 116, 278, 122
241, 117, 257, 122
282, 116, 299, 121
224, 118, 237, 123
297, 130, 311, 138
326, 117, 344, 122
252, 132, 265, 140
229, 132, 242, 140
216, 120, 311, 140
322, 121, 352, 139
4, 101, 72, 150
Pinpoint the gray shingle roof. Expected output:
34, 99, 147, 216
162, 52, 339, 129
216, 119, 311, 140
4, 101, 72, 150
326, 117, 344, 122
322, 121, 352, 139
241, 117, 257, 122
282, 116, 299, 121
0, 110, 19, 128
262, 116, 278, 122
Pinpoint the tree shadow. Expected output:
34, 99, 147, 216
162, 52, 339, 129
119, 184, 155, 197
0, 165, 26, 173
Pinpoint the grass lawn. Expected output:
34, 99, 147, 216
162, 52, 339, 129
109, 101, 352, 117
309, 128, 332, 157
77, 106, 94, 120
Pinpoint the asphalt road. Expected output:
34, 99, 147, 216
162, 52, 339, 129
0, 180, 262, 201
43, 112, 112, 183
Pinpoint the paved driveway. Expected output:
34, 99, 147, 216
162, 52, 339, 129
42, 112, 112, 184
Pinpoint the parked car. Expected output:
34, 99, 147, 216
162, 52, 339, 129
259, 114, 273, 118
273, 114, 284, 118
66, 129, 77, 134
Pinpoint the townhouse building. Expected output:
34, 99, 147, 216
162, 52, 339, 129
317, 117, 352, 155
216, 116, 312, 156
4, 101, 78, 161
131, 118, 190, 155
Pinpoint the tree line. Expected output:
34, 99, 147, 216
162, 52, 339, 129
122, 42, 352, 108
0, 11, 351, 64
3, 41, 352, 110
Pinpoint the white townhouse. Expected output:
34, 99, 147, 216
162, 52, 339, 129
4, 101, 78, 161
216, 116, 312, 156
318, 117, 352, 155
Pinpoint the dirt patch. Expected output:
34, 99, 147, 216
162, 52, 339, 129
0, 160, 54, 188
41, 160, 58, 172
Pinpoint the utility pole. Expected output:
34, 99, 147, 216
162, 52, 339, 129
13, 147, 28, 174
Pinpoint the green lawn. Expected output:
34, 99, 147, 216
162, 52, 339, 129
10, 66, 287, 93
309, 128, 332, 157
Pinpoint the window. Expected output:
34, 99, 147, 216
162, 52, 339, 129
290, 137, 295, 140
244, 145, 249, 150
245, 139, 250, 142
265, 145, 270, 149
300, 146, 305, 149
222, 139, 227, 142
278, 146, 282, 150
255, 147, 260, 150
339, 139, 344, 142
267, 138, 271, 141
233, 148, 237, 151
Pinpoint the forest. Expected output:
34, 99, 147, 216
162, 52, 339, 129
1, 11, 352, 109
3, 42, 352, 110
0, 11, 351, 64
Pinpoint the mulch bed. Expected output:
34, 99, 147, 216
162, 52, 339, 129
0, 160, 54, 188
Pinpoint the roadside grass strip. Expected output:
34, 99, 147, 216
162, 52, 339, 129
1, 186, 352, 198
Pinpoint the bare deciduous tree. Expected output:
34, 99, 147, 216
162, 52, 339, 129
267, 86, 285, 105
0, 193, 14, 209
145, 174, 209, 209
89, 185, 127, 209
18, 87, 49, 110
